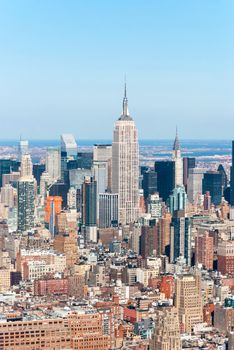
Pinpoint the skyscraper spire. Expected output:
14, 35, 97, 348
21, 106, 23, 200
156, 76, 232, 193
173, 126, 180, 151
122, 81, 129, 116
172, 126, 183, 186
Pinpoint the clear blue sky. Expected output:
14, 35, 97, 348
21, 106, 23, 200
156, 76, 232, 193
0, 1, 233, 140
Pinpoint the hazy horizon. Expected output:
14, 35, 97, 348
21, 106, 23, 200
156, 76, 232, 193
0, 1, 233, 139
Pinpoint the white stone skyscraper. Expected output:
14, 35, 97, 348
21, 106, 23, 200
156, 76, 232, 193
173, 129, 183, 186
46, 147, 61, 182
20, 154, 33, 178
112, 85, 139, 225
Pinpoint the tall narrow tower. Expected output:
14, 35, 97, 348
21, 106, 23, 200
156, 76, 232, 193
173, 128, 183, 186
112, 85, 139, 225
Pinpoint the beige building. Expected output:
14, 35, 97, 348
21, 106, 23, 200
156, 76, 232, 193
0, 184, 16, 208
20, 153, 33, 178
46, 147, 61, 182
0, 267, 11, 292
150, 307, 181, 350
175, 272, 203, 333
112, 85, 139, 225
16, 249, 66, 277
229, 331, 234, 350
24, 260, 55, 281
0, 311, 112, 350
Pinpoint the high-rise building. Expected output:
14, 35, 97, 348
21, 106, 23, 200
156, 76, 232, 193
228, 331, 234, 349
18, 139, 29, 160
93, 146, 112, 221
17, 179, 35, 232
60, 134, 78, 158
140, 225, 157, 259
0, 184, 16, 208
2, 172, 20, 187
40, 171, 52, 198
60, 134, 77, 183
169, 185, 187, 216
150, 307, 181, 350
46, 147, 61, 182
82, 177, 97, 242
195, 232, 213, 270
112, 85, 139, 225
32, 163, 45, 187
93, 144, 112, 204
170, 211, 191, 265
142, 169, 157, 202
173, 129, 183, 186
175, 272, 203, 333
54, 211, 79, 267
218, 240, 234, 276
20, 154, 33, 178
44, 196, 62, 236
82, 176, 97, 226
49, 181, 69, 208
157, 212, 171, 256
183, 157, 196, 190
203, 191, 211, 211
187, 168, 205, 205
77, 152, 93, 169
155, 161, 175, 203
93, 144, 112, 162
217, 164, 227, 191
67, 187, 77, 209
202, 171, 222, 206
147, 193, 163, 219
93, 145, 112, 194
0, 160, 20, 187
99, 193, 118, 228
17, 154, 35, 232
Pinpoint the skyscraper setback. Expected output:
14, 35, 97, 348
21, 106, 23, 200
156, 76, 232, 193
112, 85, 139, 225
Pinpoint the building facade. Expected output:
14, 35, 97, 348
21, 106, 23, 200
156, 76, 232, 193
112, 86, 139, 225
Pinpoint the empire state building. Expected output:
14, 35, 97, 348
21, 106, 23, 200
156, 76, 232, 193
112, 85, 139, 225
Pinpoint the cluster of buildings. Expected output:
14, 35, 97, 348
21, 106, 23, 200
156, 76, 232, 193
0, 88, 234, 349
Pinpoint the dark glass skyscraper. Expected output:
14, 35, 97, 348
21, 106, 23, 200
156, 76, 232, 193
49, 181, 69, 208
33, 164, 45, 187
170, 211, 191, 266
82, 177, 97, 226
202, 171, 222, 206
155, 161, 175, 202
217, 164, 227, 191
142, 170, 157, 201
77, 152, 93, 169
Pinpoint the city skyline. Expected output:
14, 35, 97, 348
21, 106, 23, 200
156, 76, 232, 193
1, 2, 234, 350
0, 1, 233, 139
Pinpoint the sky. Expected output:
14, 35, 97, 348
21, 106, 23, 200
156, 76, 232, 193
0, 0, 233, 140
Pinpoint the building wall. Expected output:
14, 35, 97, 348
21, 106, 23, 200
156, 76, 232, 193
112, 119, 139, 225
0, 312, 111, 350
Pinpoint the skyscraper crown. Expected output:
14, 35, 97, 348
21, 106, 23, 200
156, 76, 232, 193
119, 83, 133, 121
